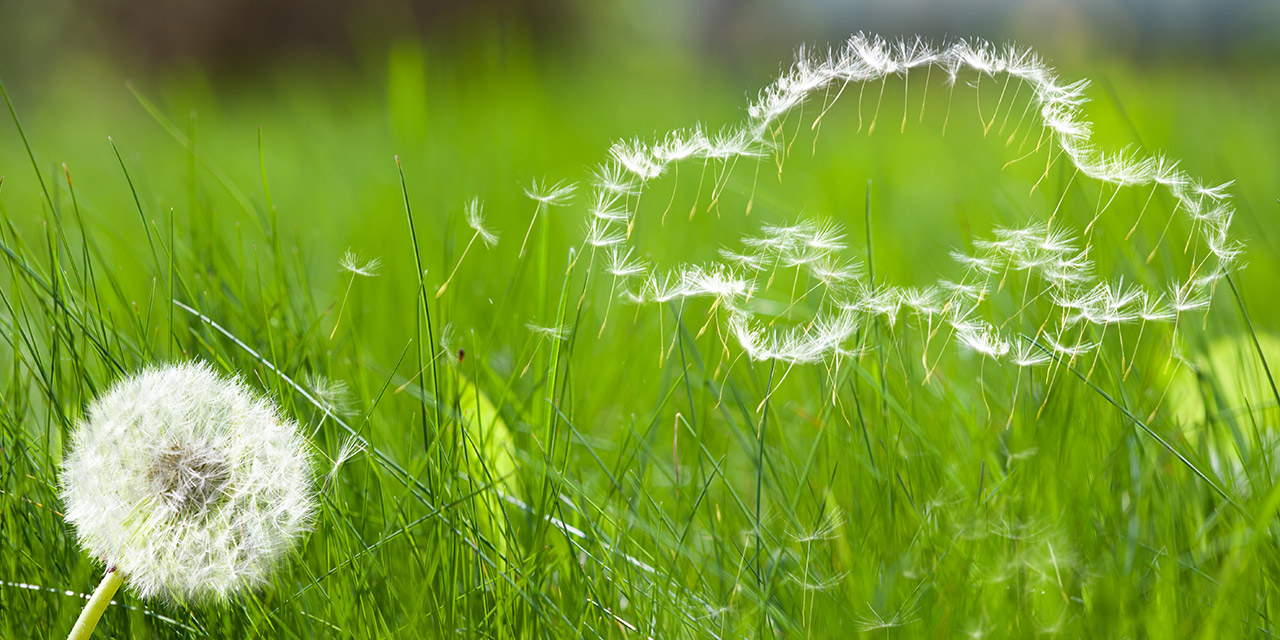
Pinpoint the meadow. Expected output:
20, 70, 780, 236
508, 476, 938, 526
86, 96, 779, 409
3, 33, 1280, 637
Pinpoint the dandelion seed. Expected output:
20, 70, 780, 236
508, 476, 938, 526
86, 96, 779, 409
1171, 282, 1210, 313
526, 322, 571, 341
585, 218, 626, 248
600, 249, 646, 337
781, 244, 830, 269
522, 178, 577, 207
955, 321, 1009, 358
436, 198, 495, 298
855, 600, 921, 632
683, 265, 754, 302
464, 198, 499, 248
304, 372, 352, 416
951, 250, 997, 274
653, 127, 710, 163
641, 272, 692, 303
605, 248, 647, 279
1011, 340, 1050, 367
610, 138, 664, 181
438, 323, 461, 366
787, 569, 850, 591
789, 509, 846, 542
590, 161, 641, 196
518, 178, 576, 257
60, 362, 315, 635
1035, 225, 1077, 254
1138, 294, 1174, 323
339, 250, 382, 277
331, 250, 382, 339
805, 221, 847, 252
324, 435, 365, 489
588, 191, 632, 223
940, 280, 988, 303
1044, 332, 1096, 358
1192, 179, 1234, 201
718, 248, 768, 272
901, 286, 944, 316
809, 257, 862, 287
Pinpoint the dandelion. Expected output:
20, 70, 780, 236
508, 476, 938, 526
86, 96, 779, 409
60, 362, 315, 638
436, 198, 497, 298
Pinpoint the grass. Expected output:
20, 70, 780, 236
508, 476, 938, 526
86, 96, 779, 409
2, 35, 1280, 638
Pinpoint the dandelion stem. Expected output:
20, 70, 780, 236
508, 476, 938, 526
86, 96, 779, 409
517, 202, 542, 258
436, 232, 480, 298
67, 566, 124, 640
329, 274, 356, 340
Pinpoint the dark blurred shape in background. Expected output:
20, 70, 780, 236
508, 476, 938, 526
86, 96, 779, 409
87, 0, 572, 73
0, 0, 1276, 83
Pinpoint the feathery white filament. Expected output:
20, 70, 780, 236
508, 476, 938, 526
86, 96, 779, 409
583, 33, 1239, 366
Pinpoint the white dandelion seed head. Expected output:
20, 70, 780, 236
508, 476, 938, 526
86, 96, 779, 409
60, 361, 316, 603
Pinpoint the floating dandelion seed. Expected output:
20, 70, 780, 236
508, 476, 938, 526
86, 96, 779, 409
60, 362, 315, 638
523, 177, 577, 207
518, 178, 577, 257
338, 250, 382, 277
324, 435, 366, 491
465, 198, 499, 248
591, 161, 641, 196
436, 198, 497, 298
526, 321, 572, 341
331, 250, 382, 339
